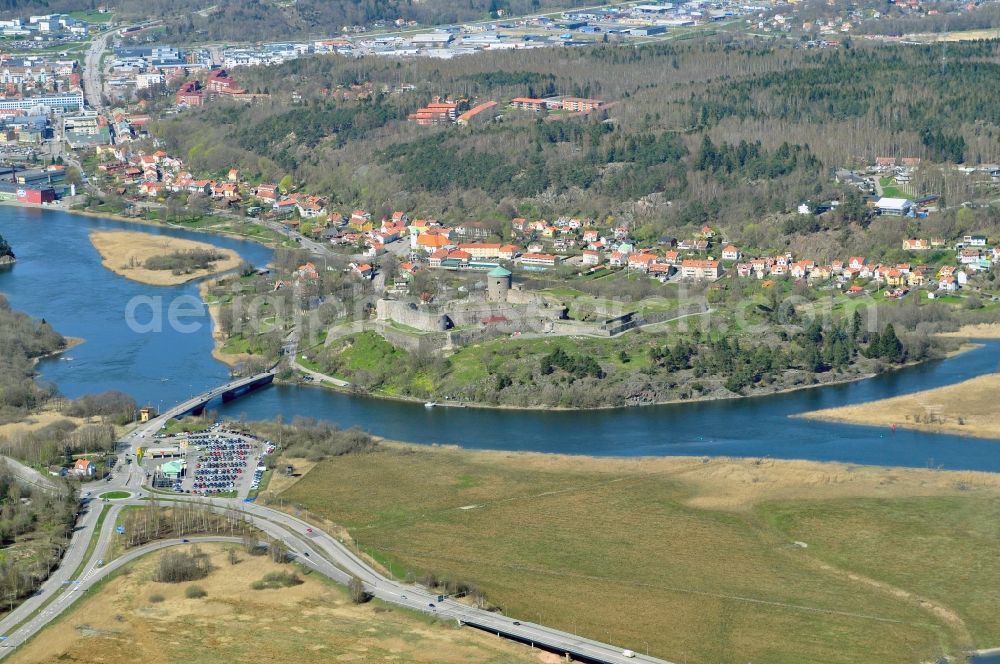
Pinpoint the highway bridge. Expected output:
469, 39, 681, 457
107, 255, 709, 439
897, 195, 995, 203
163, 370, 276, 419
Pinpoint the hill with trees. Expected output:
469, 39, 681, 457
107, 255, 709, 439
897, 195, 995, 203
150, 37, 1000, 252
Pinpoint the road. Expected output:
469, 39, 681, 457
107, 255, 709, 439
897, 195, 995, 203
0, 380, 671, 664
289, 357, 350, 387
82, 29, 116, 111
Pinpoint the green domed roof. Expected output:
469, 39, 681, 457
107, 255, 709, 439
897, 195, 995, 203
487, 266, 512, 278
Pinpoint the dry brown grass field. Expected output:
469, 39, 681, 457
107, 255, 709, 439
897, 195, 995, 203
276, 444, 1000, 664
9, 544, 543, 664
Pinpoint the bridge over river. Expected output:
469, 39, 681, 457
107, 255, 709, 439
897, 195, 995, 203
160, 370, 276, 419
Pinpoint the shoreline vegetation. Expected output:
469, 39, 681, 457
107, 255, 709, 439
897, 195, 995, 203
798, 324, 1000, 438
199, 281, 254, 367
800, 371, 1000, 439
89, 230, 242, 286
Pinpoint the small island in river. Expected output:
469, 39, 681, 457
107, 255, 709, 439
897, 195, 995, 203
89, 230, 242, 286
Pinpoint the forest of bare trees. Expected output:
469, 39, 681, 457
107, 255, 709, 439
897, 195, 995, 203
0, 294, 64, 424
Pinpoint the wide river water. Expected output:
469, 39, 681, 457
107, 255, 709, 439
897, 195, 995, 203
3, 207, 1000, 470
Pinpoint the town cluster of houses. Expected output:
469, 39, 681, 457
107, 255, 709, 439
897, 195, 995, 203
99, 148, 998, 294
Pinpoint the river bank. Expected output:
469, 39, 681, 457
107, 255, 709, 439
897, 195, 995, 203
938, 323, 1000, 339
198, 281, 255, 368
89, 230, 243, 286
289, 352, 959, 413
799, 371, 1000, 439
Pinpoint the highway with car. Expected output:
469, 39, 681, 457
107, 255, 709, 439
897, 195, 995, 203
0, 384, 669, 663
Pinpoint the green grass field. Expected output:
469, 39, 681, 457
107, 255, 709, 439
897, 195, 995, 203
277, 445, 1000, 664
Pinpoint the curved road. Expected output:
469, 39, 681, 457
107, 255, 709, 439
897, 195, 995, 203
0, 388, 671, 664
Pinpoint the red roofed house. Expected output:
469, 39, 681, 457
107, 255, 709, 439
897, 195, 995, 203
510, 97, 546, 112
428, 248, 449, 267
561, 97, 603, 113
417, 233, 451, 251
681, 259, 722, 280
255, 184, 278, 203
902, 239, 930, 251
498, 244, 519, 260
627, 253, 658, 271
72, 458, 95, 477
176, 80, 203, 106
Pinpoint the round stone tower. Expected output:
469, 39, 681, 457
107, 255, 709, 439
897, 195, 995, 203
487, 266, 512, 303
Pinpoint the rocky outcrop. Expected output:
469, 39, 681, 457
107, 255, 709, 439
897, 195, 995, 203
0, 254, 15, 268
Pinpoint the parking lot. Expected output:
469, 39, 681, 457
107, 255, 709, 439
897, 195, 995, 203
144, 424, 274, 499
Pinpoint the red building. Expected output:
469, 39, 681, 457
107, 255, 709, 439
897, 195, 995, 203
206, 69, 246, 96
175, 81, 203, 107
16, 187, 56, 204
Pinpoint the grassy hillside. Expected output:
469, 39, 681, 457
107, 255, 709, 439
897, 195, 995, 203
275, 444, 1000, 663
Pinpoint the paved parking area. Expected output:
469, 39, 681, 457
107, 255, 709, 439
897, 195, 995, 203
144, 425, 274, 499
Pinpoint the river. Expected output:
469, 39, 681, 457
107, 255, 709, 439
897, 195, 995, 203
3, 206, 1000, 470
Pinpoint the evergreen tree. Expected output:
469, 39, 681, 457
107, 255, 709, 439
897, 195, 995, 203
879, 323, 903, 363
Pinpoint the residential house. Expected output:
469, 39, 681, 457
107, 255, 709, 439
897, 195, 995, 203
582, 249, 602, 265
875, 156, 896, 171
72, 458, 95, 477
627, 253, 658, 272
721, 245, 740, 261
902, 239, 930, 251
255, 184, 278, 203
680, 259, 722, 280
959, 249, 981, 265
296, 262, 319, 280
351, 263, 374, 279
349, 209, 373, 231
938, 275, 958, 291
849, 256, 866, 270
648, 263, 674, 279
